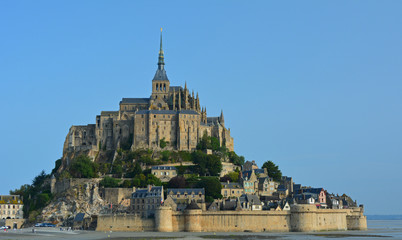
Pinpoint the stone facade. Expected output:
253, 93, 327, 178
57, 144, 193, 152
130, 186, 163, 218
166, 188, 205, 211
257, 177, 277, 196
151, 166, 177, 182
221, 182, 244, 199
62, 32, 234, 167
0, 195, 23, 220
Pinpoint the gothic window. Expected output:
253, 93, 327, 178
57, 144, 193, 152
156, 84, 158, 91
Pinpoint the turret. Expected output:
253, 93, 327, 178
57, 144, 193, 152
178, 89, 181, 110
192, 90, 195, 109
220, 110, 225, 127
172, 88, 176, 110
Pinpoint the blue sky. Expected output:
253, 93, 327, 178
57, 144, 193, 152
1, 1, 401, 215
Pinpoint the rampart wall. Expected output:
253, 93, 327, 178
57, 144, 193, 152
96, 214, 154, 232
52, 178, 101, 195
96, 204, 367, 232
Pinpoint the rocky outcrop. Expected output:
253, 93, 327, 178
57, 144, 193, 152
41, 179, 105, 224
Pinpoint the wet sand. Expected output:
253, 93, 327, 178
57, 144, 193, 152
0, 227, 396, 240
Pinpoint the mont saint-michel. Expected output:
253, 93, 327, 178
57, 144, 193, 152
4, 32, 367, 233
61, 31, 233, 170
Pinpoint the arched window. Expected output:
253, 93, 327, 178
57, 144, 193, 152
156, 84, 158, 91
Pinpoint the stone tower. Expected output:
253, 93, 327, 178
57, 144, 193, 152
151, 28, 170, 110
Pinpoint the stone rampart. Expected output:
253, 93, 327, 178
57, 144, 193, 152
52, 178, 101, 195
97, 204, 367, 232
96, 214, 154, 232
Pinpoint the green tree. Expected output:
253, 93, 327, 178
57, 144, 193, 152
228, 151, 245, 166
125, 162, 142, 178
51, 159, 62, 175
210, 137, 220, 151
111, 161, 123, 178
100, 176, 120, 188
195, 177, 222, 202
32, 170, 48, 188
35, 193, 51, 209
161, 150, 170, 162
159, 138, 167, 149
69, 155, 98, 178
262, 160, 282, 182
168, 176, 187, 188
228, 171, 239, 182
121, 180, 132, 188
191, 151, 222, 176
146, 174, 162, 186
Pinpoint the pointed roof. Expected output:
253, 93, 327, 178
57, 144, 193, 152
153, 28, 169, 81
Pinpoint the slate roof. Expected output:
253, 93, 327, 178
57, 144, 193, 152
153, 68, 169, 81
242, 169, 264, 178
136, 110, 199, 115
301, 188, 324, 194
167, 188, 205, 195
239, 194, 262, 206
246, 194, 262, 205
120, 98, 150, 104
277, 185, 287, 191
152, 166, 177, 170
221, 200, 237, 210
132, 186, 163, 198
185, 200, 201, 210
258, 178, 268, 184
101, 111, 119, 116
169, 86, 183, 92
221, 182, 242, 189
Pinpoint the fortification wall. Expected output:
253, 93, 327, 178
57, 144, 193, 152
97, 214, 154, 232
199, 211, 290, 232
52, 178, 101, 195
101, 188, 134, 205
97, 205, 367, 232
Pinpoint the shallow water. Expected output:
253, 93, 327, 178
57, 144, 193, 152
0, 220, 401, 240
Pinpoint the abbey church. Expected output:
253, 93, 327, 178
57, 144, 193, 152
62, 32, 234, 163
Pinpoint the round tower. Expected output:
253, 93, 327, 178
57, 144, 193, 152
155, 206, 173, 232
290, 204, 317, 232
184, 200, 202, 232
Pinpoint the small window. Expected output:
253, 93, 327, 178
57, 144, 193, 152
154, 115, 156, 118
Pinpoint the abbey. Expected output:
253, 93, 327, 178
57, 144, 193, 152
62, 32, 234, 162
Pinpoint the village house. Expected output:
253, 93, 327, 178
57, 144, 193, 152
241, 170, 258, 194
295, 188, 327, 208
165, 188, 205, 211
242, 160, 259, 171
151, 166, 177, 182
0, 195, 23, 219
257, 177, 277, 196
239, 194, 262, 211
130, 186, 163, 218
221, 181, 244, 199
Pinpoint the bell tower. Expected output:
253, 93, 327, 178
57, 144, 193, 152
151, 28, 170, 109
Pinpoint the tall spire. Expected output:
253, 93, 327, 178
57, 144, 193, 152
158, 28, 165, 70
153, 28, 168, 81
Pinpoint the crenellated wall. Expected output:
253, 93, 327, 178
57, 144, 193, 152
98, 205, 367, 232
